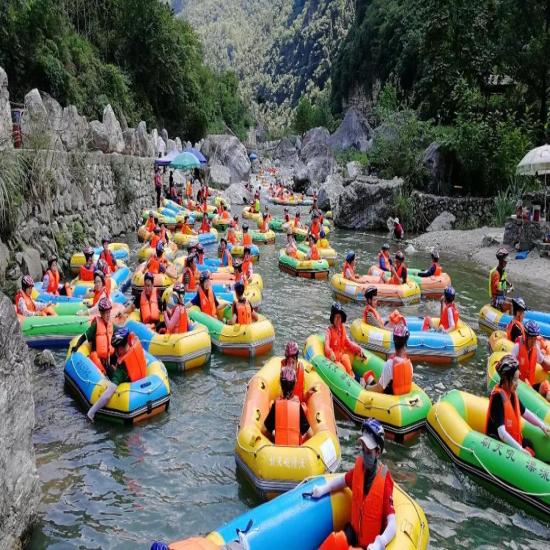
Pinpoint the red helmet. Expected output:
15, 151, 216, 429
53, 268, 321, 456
280, 366, 297, 397
285, 340, 299, 358
98, 298, 112, 312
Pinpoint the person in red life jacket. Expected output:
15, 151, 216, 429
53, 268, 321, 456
283, 207, 291, 224
490, 248, 512, 312
140, 272, 161, 327
363, 287, 385, 329
77, 270, 111, 317
392, 217, 404, 240
145, 211, 156, 233
218, 238, 233, 268
233, 260, 245, 285
285, 231, 299, 258
42, 257, 62, 295
485, 355, 550, 455
389, 251, 407, 285
506, 297, 527, 342
325, 303, 367, 377
15, 275, 54, 317
241, 224, 253, 246
182, 254, 198, 292
164, 283, 190, 334
226, 220, 238, 245
313, 418, 396, 550
308, 213, 321, 240
241, 247, 254, 282
417, 249, 442, 278
85, 327, 147, 422
377, 243, 393, 272
230, 281, 258, 325
188, 271, 225, 318
342, 251, 369, 283
99, 237, 118, 273
199, 215, 211, 234
306, 234, 321, 261
511, 321, 550, 400
259, 212, 269, 233
280, 340, 316, 404
293, 211, 302, 229
263, 366, 311, 445
143, 242, 168, 275
80, 246, 96, 282
423, 286, 459, 332
364, 326, 413, 395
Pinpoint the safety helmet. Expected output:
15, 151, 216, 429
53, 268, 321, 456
102, 236, 110, 244
444, 286, 456, 301
243, 224, 249, 231
172, 283, 186, 302
364, 286, 378, 300
285, 340, 299, 358
93, 269, 105, 282
393, 324, 410, 347
234, 281, 245, 295
525, 320, 540, 337
153, 226, 161, 233
156, 242, 164, 254
511, 297, 526, 313
111, 327, 130, 348
144, 272, 155, 283
330, 302, 347, 324
496, 247, 509, 260
148, 211, 154, 217
395, 251, 405, 261
243, 247, 251, 255
280, 366, 297, 397
96, 258, 108, 273
345, 251, 356, 263
22, 275, 35, 288
199, 270, 210, 283
382, 243, 390, 250
98, 297, 112, 312
360, 418, 385, 453
431, 249, 440, 260
496, 354, 519, 379
233, 214, 239, 220
83, 246, 94, 257
320, 230, 326, 238
196, 244, 204, 254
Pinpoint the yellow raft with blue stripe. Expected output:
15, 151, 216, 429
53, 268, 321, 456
235, 356, 341, 497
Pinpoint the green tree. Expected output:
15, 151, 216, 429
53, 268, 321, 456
293, 97, 314, 135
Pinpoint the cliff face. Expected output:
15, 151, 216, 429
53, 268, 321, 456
0, 293, 39, 549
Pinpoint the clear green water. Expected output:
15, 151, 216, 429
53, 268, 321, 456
28, 209, 550, 549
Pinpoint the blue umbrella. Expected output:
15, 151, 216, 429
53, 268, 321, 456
184, 147, 207, 164
154, 149, 180, 166
170, 152, 201, 170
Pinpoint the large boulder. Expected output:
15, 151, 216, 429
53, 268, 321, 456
202, 134, 251, 183
221, 182, 249, 206
318, 173, 345, 211
156, 136, 166, 156
18, 246, 43, 281
299, 127, 335, 185
329, 107, 373, 152
123, 129, 137, 156
209, 164, 232, 188
166, 138, 177, 153
422, 142, 457, 195
21, 89, 50, 147
292, 163, 311, 193
161, 128, 169, 147
135, 121, 155, 157
273, 137, 300, 165
426, 211, 456, 232
0, 67, 12, 150
333, 175, 404, 229
0, 293, 39, 548
175, 137, 183, 152
89, 120, 109, 153
102, 104, 124, 154
60, 105, 89, 151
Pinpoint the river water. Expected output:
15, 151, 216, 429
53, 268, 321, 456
28, 206, 550, 549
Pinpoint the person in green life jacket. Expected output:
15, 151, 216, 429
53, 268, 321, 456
489, 248, 513, 312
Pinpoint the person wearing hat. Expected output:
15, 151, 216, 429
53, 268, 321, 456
364, 326, 413, 396
78, 270, 111, 316
263, 366, 311, 446
393, 217, 404, 240
187, 270, 225, 318
230, 281, 258, 325
511, 321, 550, 400
312, 418, 396, 550
485, 355, 550, 454
506, 297, 527, 342
306, 234, 320, 261
377, 243, 393, 272
318, 229, 329, 249
325, 303, 367, 376
283, 207, 291, 224
143, 242, 168, 275
164, 283, 190, 334
99, 237, 118, 273
389, 251, 408, 285
15, 275, 54, 317
342, 251, 369, 283
422, 286, 459, 333
417, 249, 442, 278
80, 246, 96, 282
145, 211, 156, 232
363, 287, 385, 329
181, 254, 198, 292
490, 248, 512, 311
241, 224, 253, 246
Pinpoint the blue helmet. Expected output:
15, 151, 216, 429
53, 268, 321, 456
111, 327, 130, 348
444, 286, 456, 301
345, 251, 355, 263
156, 242, 164, 254
360, 418, 385, 452
525, 320, 540, 337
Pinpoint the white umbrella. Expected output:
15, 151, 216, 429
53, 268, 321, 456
516, 144, 550, 220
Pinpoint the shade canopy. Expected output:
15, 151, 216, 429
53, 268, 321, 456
170, 152, 201, 170
516, 144, 550, 176
154, 149, 180, 166
184, 147, 207, 164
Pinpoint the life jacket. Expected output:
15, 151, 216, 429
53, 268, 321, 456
327, 325, 347, 361
293, 217, 301, 228
147, 255, 161, 274
150, 234, 160, 249
220, 249, 232, 268
274, 397, 301, 446
80, 264, 95, 282
92, 285, 110, 306
486, 385, 522, 444
432, 262, 442, 276
388, 355, 413, 395
221, 210, 230, 220
440, 302, 459, 331
94, 316, 114, 360
184, 267, 196, 290
45, 269, 60, 294
100, 250, 117, 272
489, 267, 507, 298
363, 304, 383, 326
145, 219, 156, 232
516, 338, 538, 385
159, 228, 168, 243
140, 287, 160, 324
260, 219, 268, 232
200, 202, 208, 214
196, 254, 205, 266
235, 299, 252, 325
351, 457, 389, 547
310, 221, 321, 238
287, 246, 298, 259
342, 261, 355, 280
181, 223, 193, 235
242, 233, 252, 246
227, 227, 237, 245
506, 319, 525, 342
388, 309, 406, 327
198, 286, 217, 317
15, 290, 36, 315
167, 304, 189, 334
242, 259, 253, 279
200, 219, 210, 233
185, 181, 193, 197
309, 244, 320, 261
117, 334, 147, 382
390, 263, 406, 285
378, 251, 390, 270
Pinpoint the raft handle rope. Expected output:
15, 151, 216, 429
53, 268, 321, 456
433, 403, 550, 497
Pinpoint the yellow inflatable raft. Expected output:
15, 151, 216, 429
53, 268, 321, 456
131, 263, 178, 297
242, 206, 262, 225
235, 356, 341, 496
137, 241, 178, 262
69, 242, 130, 275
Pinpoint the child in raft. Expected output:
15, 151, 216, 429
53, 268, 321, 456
422, 286, 459, 332
285, 231, 298, 258
15, 275, 55, 317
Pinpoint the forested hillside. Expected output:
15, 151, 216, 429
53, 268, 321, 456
0, 0, 251, 141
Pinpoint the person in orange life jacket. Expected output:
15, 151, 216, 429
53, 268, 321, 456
325, 303, 367, 377
377, 243, 393, 272
389, 251, 407, 285
182, 254, 198, 292
511, 321, 550, 401
308, 213, 321, 239
241, 224, 253, 246
422, 286, 459, 332
42, 257, 64, 295
226, 220, 238, 245
199, 215, 211, 234
232, 214, 240, 231
77, 270, 111, 316
306, 234, 321, 260
393, 217, 404, 240
363, 326, 413, 395
99, 237, 118, 273
506, 297, 527, 343
230, 281, 258, 325
80, 246, 96, 282
187, 271, 225, 318
490, 248, 513, 312
15, 275, 53, 317
218, 238, 233, 268
283, 207, 291, 223
263, 204, 272, 222
293, 211, 302, 228
312, 418, 396, 550
143, 242, 168, 275
164, 283, 190, 334
363, 287, 385, 329
220, 204, 231, 220
194, 244, 208, 266
259, 212, 269, 233
233, 260, 245, 285
145, 211, 156, 232
241, 247, 254, 282
281, 340, 316, 404
149, 226, 162, 249
285, 231, 299, 258
342, 251, 370, 283
140, 272, 162, 326
417, 249, 442, 278
185, 178, 193, 199
263, 366, 311, 445
485, 355, 550, 456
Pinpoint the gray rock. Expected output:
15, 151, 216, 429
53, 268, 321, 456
221, 182, 249, 206
34, 349, 56, 367
318, 173, 345, 211
333, 176, 404, 229
151, 129, 159, 155
119, 111, 128, 131
300, 127, 335, 185
346, 161, 363, 179
426, 211, 456, 232
482, 234, 500, 248
274, 137, 300, 164
42, 93, 63, 133
166, 138, 176, 153
175, 137, 182, 152
89, 120, 109, 153
20, 246, 43, 280
161, 128, 169, 147
404, 244, 417, 254
102, 104, 124, 154
209, 164, 232, 188
422, 142, 457, 195
0, 66, 12, 150
202, 134, 251, 183
21, 89, 51, 148
156, 135, 166, 156
60, 105, 89, 151
293, 164, 311, 192
329, 107, 373, 152
0, 240, 10, 280
136, 121, 155, 157
123, 129, 137, 156
0, 293, 39, 547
